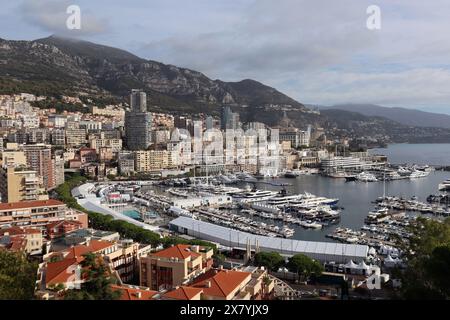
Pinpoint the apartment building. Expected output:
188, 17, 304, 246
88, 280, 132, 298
0, 226, 43, 255
135, 150, 174, 172
22, 144, 55, 190
0, 199, 88, 229
140, 244, 214, 290
38, 238, 150, 294
0, 166, 48, 202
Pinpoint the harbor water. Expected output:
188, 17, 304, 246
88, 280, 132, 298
370, 143, 450, 166
251, 171, 449, 242
252, 144, 450, 242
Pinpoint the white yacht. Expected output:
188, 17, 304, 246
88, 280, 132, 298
438, 179, 450, 191
357, 172, 378, 182
409, 170, 430, 179
233, 189, 278, 203
297, 192, 339, 206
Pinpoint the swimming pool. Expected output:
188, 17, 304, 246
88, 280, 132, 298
122, 209, 141, 220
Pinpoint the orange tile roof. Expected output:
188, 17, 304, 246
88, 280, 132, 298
0, 226, 41, 236
163, 286, 203, 300
46, 258, 80, 286
63, 240, 115, 259
111, 285, 159, 300
152, 244, 201, 260
191, 269, 251, 298
0, 199, 65, 211
46, 220, 82, 230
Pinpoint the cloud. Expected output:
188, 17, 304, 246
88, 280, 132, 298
139, 0, 376, 80
19, 0, 108, 37
289, 68, 450, 110
135, 0, 450, 111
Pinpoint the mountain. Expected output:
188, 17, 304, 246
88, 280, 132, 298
319, 104, 450, 129
0, 35, 308, 119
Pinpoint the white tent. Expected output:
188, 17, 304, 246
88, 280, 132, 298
358, 261, 370, 270
344, 260, 358, 269
368, 247, 377, 256
384, 255, 398, 268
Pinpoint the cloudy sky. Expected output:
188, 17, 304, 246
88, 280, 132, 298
1, 0, 450, 114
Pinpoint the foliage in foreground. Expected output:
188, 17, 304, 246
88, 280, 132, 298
397, 217, 450, 299
64, 253, 121, 300
0, 250, 38, 300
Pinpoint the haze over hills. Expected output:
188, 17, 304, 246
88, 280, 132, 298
318, 104, 450, 129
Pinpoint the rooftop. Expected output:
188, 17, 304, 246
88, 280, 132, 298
151, 244, 202, 260
162, 286, 203, 300
190, 269, 251, 298
111, 285, 158, 300
0, 199, 65, 211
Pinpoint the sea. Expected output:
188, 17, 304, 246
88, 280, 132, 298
251, 144, 450, 242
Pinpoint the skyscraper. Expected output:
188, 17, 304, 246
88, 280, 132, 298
22, 144, 55, 190
125, 89, 152, 150
220, 106, 240, 130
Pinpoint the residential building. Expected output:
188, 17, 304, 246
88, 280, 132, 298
221, 106, 240, 130
0, 199, 88, 229
125, 89, 152, 150
22, 144, 55, 190
0, 166, 48, 202
0, 226, 43, 255
140, 244, 214, 290
118, 151, 135, 175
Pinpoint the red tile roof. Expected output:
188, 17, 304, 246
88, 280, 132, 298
163, 286, 203, 300
63, 240, 115, 259
46, 220, 82, 230
46, 258, 80, 286
111, 285, 158, 300
0, 199, 65, 211
46, 240, 115, 287
0, 226, 41, 236
152, 244, 201, 260
190, 269, 251, 298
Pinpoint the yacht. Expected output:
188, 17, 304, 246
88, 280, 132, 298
409, 170, 430, 179
266, 189, 303, 206
284, 170, 299, 178
233, 189, 278, 203
398, 167, 412, 176
438, 179, 450, 191
357, 172, 378, 182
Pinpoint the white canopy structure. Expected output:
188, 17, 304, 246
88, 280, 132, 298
358, 261, 369, 270
169, 217, 369, 263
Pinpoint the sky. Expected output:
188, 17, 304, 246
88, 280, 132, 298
1, 0, 450, 114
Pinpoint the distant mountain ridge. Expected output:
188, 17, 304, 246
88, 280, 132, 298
318, 104, 450, 129
0, 35, 308, 117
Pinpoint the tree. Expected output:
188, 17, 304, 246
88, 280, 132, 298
213, 253, 226, 267
287, 254, 323, 281
0, 250, 38, 300
397, 217, 450, 299
64, 253, 121, 300
254, 252, 285, 272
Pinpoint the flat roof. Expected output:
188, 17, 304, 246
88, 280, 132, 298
169, 217, 368, 263
0, 199, 64, 211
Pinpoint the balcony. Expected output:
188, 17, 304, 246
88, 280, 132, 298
233, 291, 251, 300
